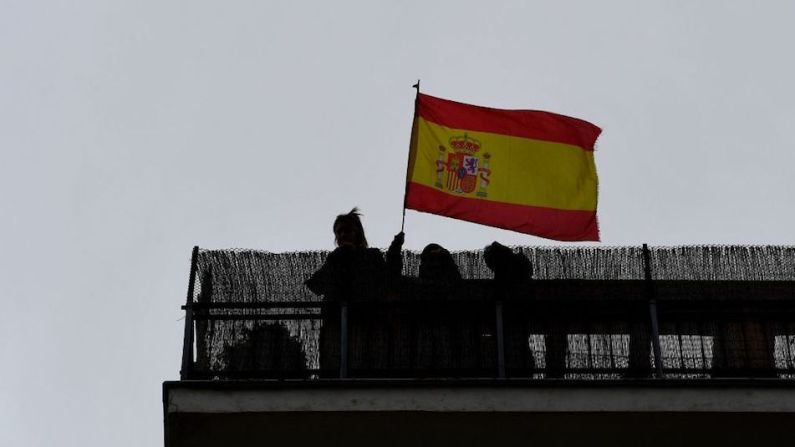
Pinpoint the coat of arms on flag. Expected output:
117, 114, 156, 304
434, 135, 492, 198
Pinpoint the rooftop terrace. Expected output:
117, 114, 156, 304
179, 245, 795, 381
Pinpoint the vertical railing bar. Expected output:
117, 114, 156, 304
788, 335, 795, 370
677, 328, 686, 370
409, 307, 417, 372
522, 316, 532, 378
698, 323, 709, 373
586, 332, 593, 372
564, 330, 570, 378
741, 320, 751, 373
181, 246, 199, 380
340, 301, 349, 379
644, 243, 665, 379
495, 299, 506, 379
718, 320, 731, 376
608, 324, 616, 371
764, 320, 776, 376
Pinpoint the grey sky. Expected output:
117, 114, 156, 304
2, 1, 794, 445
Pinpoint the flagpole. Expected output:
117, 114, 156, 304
401, 79, 420, 232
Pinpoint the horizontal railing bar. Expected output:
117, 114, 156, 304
184, 301, 795, 311
186, 301, 502, 309
657, 310, 795, 316
194, 313, 323, 321
186, 368, 795, 379
185, 371, 324, 380
185, 301, 325, 310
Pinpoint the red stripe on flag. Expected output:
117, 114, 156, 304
406, 182, 599, 242
417, 94, 601, 151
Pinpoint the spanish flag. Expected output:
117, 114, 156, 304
405, 93, 601, 241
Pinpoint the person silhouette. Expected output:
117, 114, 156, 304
484, 242, 537, 377
385, 233, 462, 284
306, 208, 387, 377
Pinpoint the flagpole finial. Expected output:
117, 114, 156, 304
412, 80, 420, 93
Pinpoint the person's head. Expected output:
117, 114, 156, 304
420, 243, 447, 259
484, 241, 531, 282
419, 243, 461, 282
333, 208, 368, 248
483, 241, 513, 271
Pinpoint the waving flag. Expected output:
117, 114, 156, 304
405, 93, 601, 241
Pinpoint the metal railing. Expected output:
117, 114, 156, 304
179, 245, 795, 380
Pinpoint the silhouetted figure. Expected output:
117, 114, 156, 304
384, 234, 462, 284
221, 323, 307, 378
306, 208, 386, 376
387, 235, 465, 284
414, 243, 474, 374
484, 242, 536, 377
419, 243, 462, 284
385, 235, 475, 374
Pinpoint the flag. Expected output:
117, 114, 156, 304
405, 93, 601, 241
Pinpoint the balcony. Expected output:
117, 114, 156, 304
178, 245, 795, 381
165, 245, 795, 446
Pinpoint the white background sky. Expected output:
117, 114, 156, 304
2, 1, 794, 445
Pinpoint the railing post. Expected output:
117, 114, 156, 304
643, 244, 665, 379
495, 299, 506, 378
340, 301, 349, 379
181, 246, 199, 380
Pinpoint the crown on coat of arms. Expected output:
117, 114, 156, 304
448, 134, 481, 153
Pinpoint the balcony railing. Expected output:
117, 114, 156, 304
179, 245, 795, 380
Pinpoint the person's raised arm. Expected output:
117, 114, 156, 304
386, 231, 405, 277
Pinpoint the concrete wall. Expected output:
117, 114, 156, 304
164, 380, 795, 447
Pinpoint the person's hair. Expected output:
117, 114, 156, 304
333, 207, 368, 248
420, 243, 447, 259
484, 242, 532, 282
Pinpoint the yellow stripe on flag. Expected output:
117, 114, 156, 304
410, 117, 598, 212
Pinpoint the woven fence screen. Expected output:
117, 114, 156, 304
188, 246, 795, 379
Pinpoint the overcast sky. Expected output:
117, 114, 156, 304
2, 1, 794, 445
